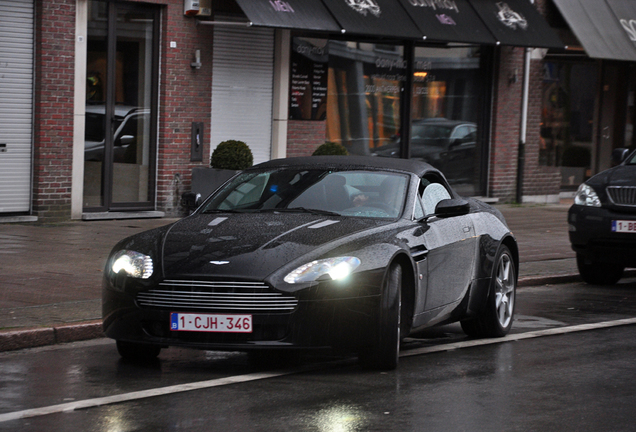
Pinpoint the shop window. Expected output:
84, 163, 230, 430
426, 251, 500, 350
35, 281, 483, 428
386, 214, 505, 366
290, 38, 488, 197
541, 61, 597, 188
410, 45, 484, 196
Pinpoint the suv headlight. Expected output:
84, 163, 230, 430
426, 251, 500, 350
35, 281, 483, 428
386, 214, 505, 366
574, 183, 601, 207
284, 257, 361, 284
111, 250, 153, 279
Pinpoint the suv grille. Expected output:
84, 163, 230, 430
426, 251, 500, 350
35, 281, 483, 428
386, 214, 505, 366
607, 186, 636, 207
136, 280, 298, 313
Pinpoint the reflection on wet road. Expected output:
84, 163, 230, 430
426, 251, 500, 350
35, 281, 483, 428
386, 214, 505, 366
1, 278, 636, 430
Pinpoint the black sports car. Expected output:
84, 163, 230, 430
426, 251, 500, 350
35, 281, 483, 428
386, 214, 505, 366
103, 156, 518, 369
568, 148, 636, 285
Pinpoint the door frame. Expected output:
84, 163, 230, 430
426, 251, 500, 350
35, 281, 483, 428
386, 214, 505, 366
77, 0, 160, 215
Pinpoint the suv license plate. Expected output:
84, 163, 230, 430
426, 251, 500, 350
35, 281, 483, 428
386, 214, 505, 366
612, 220, 636, 233
170, 313, 252, 333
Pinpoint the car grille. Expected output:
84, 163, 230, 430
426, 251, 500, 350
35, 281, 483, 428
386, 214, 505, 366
136, 280, 298, 313
607, 186, 636, 207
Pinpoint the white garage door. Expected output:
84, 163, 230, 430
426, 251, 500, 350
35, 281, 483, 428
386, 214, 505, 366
211, 25, 274, 165
0, 0, 33, 213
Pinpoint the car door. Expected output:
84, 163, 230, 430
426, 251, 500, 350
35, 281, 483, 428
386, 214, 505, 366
418, 175, 476, 315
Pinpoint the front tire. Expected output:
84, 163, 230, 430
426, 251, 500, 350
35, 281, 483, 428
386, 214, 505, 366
360, 263, 402, 370
576, 253, 623, 285
461, 245, 516, 338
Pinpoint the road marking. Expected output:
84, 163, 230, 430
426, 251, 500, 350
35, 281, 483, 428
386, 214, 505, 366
0, 371, 296, 423
2, 317, 636, 423
400, 317, 636, 357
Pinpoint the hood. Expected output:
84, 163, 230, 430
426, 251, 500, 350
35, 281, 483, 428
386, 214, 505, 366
588, 164, 636, 188
160, 213, 388, 280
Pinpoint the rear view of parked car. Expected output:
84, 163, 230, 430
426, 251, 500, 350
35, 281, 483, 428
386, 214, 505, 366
568, 148, 636, 284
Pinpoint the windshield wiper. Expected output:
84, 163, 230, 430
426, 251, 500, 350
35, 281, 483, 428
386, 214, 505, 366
259, 207, 341, 216
200, 209, 251, 214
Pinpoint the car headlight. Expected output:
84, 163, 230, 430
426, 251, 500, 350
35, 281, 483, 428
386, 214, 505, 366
284, 257, 361, 284
574, 183, 601, 207
111, 250, 153, 279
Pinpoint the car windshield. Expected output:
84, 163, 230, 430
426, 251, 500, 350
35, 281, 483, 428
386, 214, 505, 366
199, 169, 409, 219
626, 151, 636, 165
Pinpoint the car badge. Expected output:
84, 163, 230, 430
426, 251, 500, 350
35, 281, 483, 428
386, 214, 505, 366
345, 0, 381, 17
209, 261, 230, 265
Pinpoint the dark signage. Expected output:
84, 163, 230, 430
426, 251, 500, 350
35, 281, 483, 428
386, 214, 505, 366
289, 42, 328, 121
397, 0, 496, 44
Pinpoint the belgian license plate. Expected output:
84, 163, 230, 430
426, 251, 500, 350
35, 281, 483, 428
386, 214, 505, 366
170, 313, 252, 333
612, 220, 636, 233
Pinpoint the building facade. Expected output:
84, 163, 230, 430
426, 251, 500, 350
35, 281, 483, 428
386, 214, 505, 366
2, 0, 616, 223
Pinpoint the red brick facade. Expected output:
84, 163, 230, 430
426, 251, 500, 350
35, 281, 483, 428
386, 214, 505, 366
287, 121, 328, 157
32, 0, 215, 221
27, 0, 560, 222
33, 0, 76, 220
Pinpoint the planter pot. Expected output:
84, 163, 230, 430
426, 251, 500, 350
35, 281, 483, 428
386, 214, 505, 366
192, 167, 239, 199
182, 167, 239, 211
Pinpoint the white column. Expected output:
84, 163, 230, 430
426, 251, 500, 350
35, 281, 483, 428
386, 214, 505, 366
271, 29, 290, 160
71, 0, 88, 219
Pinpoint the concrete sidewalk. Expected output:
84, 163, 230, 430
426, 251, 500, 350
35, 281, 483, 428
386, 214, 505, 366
0, 202, 623, 351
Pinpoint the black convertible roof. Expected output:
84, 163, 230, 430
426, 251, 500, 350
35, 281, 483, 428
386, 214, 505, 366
252, 156, 435, 178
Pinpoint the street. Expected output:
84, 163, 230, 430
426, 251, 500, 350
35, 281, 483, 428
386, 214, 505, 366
1, 278, 636, 431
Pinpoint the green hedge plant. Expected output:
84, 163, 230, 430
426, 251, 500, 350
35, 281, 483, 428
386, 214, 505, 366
210, 140, 253, 170
312, 142, 348, 156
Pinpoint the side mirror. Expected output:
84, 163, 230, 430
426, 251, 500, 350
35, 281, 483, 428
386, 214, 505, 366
612, 148, 630, 166
118, 135, 135, 146
435, 198, 470, 218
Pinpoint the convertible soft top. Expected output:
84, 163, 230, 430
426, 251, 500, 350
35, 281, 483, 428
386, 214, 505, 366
252, 156, 435, 178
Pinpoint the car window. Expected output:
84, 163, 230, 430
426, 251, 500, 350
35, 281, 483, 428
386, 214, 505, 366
420, 177, 451, 216
201, 169, 409, 219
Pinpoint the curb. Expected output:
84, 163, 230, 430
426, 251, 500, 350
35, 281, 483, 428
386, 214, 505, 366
0, 321, 102, 352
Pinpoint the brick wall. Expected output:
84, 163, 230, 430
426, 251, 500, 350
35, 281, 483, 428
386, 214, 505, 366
33, 0, 76, 221
488, 46, 523, 202
287, 121, 328, 157
32, 0, 213, 220
145, 0, 214, 216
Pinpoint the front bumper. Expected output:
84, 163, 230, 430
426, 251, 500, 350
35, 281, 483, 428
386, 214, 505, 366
102, 273, 383, 353
568, 205, 636, 267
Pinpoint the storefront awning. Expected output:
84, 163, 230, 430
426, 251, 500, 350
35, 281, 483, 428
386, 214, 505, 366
228, 0, 563, 49
551, 0, 636, 62
468, 0, 564, 49
396, 0, 496, 45
233, 0, 341, 32
319, 0, 422, 39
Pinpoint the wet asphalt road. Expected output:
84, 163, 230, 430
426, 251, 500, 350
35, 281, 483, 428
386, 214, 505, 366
1, 279, 636, 432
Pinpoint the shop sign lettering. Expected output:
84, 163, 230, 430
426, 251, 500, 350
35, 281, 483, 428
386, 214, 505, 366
270, 0, 294, 13
408, 0, 459, 14
620, 19, 636, 42
345, 0, 381, 17
496, 2, 527, 30
376, 57, 407, 71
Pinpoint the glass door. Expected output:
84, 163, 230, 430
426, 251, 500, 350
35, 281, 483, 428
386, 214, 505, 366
83, 1, 159, 211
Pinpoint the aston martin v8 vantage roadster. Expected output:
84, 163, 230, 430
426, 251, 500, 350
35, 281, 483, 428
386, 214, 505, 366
103, 156, 518, 369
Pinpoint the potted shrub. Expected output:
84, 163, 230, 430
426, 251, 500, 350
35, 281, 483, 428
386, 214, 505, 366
312, 141, 348, 156
184, 140, 253, 211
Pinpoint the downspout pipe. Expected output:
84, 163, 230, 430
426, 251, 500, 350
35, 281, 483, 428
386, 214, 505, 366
516, 47, 531, 204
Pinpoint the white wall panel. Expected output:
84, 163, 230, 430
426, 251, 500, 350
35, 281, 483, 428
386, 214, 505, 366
0, 1, 34, 213
211, 26, 274, 165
